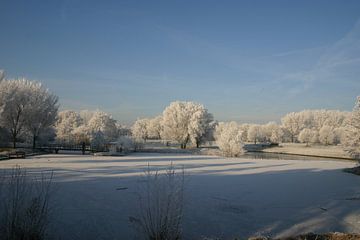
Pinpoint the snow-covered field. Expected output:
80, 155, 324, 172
262, 143, 350, 159
1, 153, 360, 239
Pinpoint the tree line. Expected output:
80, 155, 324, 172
0, 73, 359, 159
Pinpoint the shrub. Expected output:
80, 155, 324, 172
0, 166, 54, 240
131, 164, 185, 240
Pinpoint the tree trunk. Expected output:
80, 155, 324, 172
32, 134, 37, 149
12, 133, 16, 149
183, 135, 190, 149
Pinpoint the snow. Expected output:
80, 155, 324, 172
263, 143, 350, 159
0, 153, 359, 239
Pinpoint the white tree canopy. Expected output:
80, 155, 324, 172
215, 122, 244, 157
131, 118, 150, 142
298, 128, 316, 146
87, 111, 118, 144
0, 79, 58, 148
24, 82, 59, 148
161, 101, 213, 148
343, 96, 360, 159
55, 110, 83, 143
147, 116, 163, 139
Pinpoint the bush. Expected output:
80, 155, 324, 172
215, 122, 244, 157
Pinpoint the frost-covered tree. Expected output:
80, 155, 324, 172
247, 125, 263, 144
161, 101, 213, 149
55, 111, 83, 143
0, 79, 48, 148
132, 118, 150, 142
333, 127, 346, 145
189, 109, 214, 148
116, 123, 131, 137
147, 116, 163, 139
319, 125, 335, 145
238, 124, 250, 142
0, 79, 28, 148
270, 126, 284, 143
72, 125, 91, 144
281, 112, 304, 142
0, 70, 4, 82
0, 79, 59, 148
87, 111, 118, 145
298, 128, 316, 146
343, 96, 360, 159
215, 122, 244, 157
79, 110, 96, 125
116, 135, 134, 152
262, 122, 283, 143
24, 83, 59, 148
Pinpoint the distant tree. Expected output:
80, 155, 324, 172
87, 111, 118, 145
298, 128, 316, 146
343, 96, 360, 159
161, 101, 213, 149
333, 127, 346, 145
270, 127, 284, 143
72, 125, 91, 144
238, 124, 250, 142
247, 125, 262, 144
132, 118, 150, 142
215, 122, 244, 157
116, 135, 134, 152
319, 125, 335, 145
147, 116, 163, 139
0, 70, 4, 82
281, 112, 303, 142
55, 111, 83, 143
116, 123, 131, 136
79, 110, 96, 125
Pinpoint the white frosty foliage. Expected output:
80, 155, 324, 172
343, 96, 360, 159
55, 110, 83, 143
0, 78, 58, 148
247, 125, 263, 144
87, 111, 118, 145
147, 116, 163, 139
161, 101, 213, 148
319, 125, 335, 145
215, 121, 244, 157
298, 128, 317, 146
132, 118, 150, 142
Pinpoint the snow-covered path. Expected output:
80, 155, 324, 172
1, 153, 359, 239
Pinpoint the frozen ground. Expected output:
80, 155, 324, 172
0, 153, 360, 239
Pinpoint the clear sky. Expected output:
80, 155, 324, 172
1, 0, 360, 124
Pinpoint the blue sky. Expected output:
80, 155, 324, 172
1, 0, 360, 124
